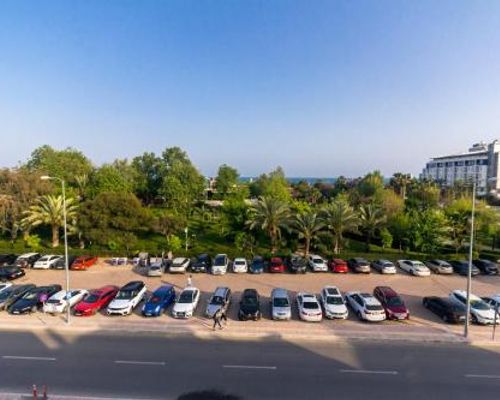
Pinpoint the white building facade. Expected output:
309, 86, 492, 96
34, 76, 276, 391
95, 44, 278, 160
422, 141, 500, 196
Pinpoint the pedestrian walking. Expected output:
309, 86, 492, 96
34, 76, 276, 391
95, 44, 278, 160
187, 274, 193, 287
221, 309, 228, 326
213, 309, 223, 330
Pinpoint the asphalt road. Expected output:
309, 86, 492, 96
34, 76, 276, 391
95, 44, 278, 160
0, 331, 499, 400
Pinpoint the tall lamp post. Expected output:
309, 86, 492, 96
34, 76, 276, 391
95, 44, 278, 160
41, 175, 71, 325
464, 179, 476, 338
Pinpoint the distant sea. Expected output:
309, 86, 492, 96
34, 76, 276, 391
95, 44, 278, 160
240, 177, 338, 185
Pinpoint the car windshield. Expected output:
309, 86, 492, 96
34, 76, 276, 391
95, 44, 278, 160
312, 258, 323, 264
178, 292, 194, 303
243, 296, 257, 305
115, 290, 135, 300
22, 291, 38, 300
234, 260, 245, 265
366, 305, 383, 311
38, 257, 48, 262
0, 289, 14, 301
326, 296, 343, 305
471, 299, 491, 310
47, 299, 61, 304
387, 297, 404, 307
210, 296, 224, 305
271, 261, 281, 266
273, 298, 289, 307
149, 296, 162, 304
84, 294, 99, 303
214, 257, 226, 266
303, 302, 319, 309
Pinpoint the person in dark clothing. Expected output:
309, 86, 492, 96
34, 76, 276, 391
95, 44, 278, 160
221, 309, 227, 326
213, 308, 223, 330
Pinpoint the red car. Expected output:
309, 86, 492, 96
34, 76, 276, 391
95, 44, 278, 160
73, 285, 119, 316
269, 257, 286, 273
71, 255, 98, 271
329, 258, 348, 273
373, 286, 410, 320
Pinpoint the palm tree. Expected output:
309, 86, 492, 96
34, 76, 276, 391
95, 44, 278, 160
358, 203, 386, 251
322, 197, 359, 254
292, 211, 324, 257
22, 195, 78, 248
247, 196, 290, 254
390, 172, 412, 199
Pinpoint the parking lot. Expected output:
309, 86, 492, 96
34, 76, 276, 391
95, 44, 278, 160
2, 259, 500, 342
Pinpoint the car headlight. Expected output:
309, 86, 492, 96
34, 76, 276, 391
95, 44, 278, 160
155, 305, 161, 312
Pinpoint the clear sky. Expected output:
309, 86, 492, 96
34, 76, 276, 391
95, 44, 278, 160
1, 0, 500, 178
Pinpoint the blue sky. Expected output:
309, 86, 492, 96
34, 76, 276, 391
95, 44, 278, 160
1, 1, 500, 178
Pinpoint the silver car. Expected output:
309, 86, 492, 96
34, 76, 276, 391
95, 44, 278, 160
370, 259, 397, 274
205, 287, 231, 318
271, 288, 291, 321
425, 259, 453, 274
147, 263, 163, 277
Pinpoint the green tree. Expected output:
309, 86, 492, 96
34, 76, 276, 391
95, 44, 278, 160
247, 196, 290, 253
152, 211, 185, 241
21, 195, 78, 248
406, 180, 440, 211
359, 203, 386, 251
87, 162, 135, 197
249, 167, 291, 202
321, 196, 359, 254
444, 197, 472, 253
132, 152, 164, 205
380, 228, 393, 249
234, 232, 256, 258
292, 211, 324, 257
408, 209, 447, 253
390, 172, 413, 199
357, 170, 384, 199
388, 213, 411, 252
215, 164, 239, 199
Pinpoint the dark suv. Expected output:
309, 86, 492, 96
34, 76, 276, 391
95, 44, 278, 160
238, 289, 261, 321
287, 255, 307, 274
449, 260, 480, 276
191, 254, 212, 273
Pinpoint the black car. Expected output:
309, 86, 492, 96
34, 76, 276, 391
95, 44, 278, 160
53, 255, 77, 270
249, 256, 265, 274
8, 284, 62, 314
449, 260, 480, 276
287, 255, 307, 274
422, 296, 467, 323
238, 289, 261, 321
473, 259, 499, 275
0, 254, 18, 266
0, 265, 26, 281
0, 284, 36, 311
15, 253, 41, 268
191, 254, 211, 273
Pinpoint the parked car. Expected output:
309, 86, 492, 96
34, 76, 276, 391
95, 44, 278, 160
307, 255, 328, 272
107, 281, 147, 316
232, 258, 248, 273
0, 283, 12, 295
373, 286, 409, 320
473, 259, 499, 275
449, 260, 480, 276
347, 258, 371, 274
0, 254, 18, 266
297, 292, 323, 322
0, 265, 25, 281
329, 258, 348, 273
142, 285, 176, 317
270, 288, 291, 321
15, 253, 41, 268
169, 257, 191, 273
70, 255, 98, 271
172, 287, 200, 319
0, 284, 35, 311
425, 259, 453, 274
191, 254, 211, 273
422, 296, 467, 323
370, 259, 397, 274
205, 286, 231, 318
449, 290, 499, 325
320, 286, 348, 320
345, 291, 386, 322
73, 285, 119, 316
43, 289, 88, 314
481, 295, 500, 310
212, 254, 230, 275
397, 260, 431, 276
238, 289, 261, 321
8, 284, 62, 314
53, 255, 77, 270
287, 255, 307, 274
269, 257, 285, 273
249, 256, 265, 274
33, 255, 63, 269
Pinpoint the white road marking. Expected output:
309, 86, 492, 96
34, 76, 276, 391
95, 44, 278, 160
2, 355, 56, 361
114, 360, 165, 366
222, 364, 277, 370
465, 374, 500, 379
340, 369, 398, 375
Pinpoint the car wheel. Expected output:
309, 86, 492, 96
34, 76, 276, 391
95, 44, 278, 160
357, 311, 362, 320
423, 299, 428, 308
471, 314, 478, 324
442, 315, 448, 323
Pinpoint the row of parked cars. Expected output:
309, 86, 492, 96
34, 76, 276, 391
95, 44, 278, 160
1, 279, 499, 326
150, 254, 500, 277
0, 253, 98, 272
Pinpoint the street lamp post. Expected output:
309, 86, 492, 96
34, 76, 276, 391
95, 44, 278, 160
41, 175, 71, 325
464, 179, 476, 338
184, 227, 189, 252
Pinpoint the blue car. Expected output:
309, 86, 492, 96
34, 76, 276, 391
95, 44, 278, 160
141, 285, 176, 317
249, 256, 265, 274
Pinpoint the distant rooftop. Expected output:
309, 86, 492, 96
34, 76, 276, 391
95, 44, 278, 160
431, 142, 489, 160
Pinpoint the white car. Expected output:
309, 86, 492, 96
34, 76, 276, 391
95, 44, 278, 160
397, 260, 431, 276
233, 258, 248, 273
169, 257, 190, 273
345, 291, 386, 322
320, 286, 348, 319
33, 255, 63, 269
308, 255, 328, 272
296, 292, 323, 322
172, 287, 200, 319
449, 290, 500, 325
43, 289, 89, 314
107, 281, 147, 316
212, 254, 229, 275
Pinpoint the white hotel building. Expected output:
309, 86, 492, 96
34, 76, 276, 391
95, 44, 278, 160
421, 141, 500, 196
